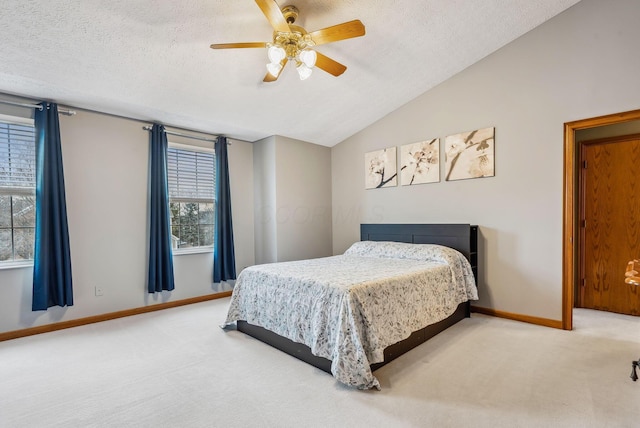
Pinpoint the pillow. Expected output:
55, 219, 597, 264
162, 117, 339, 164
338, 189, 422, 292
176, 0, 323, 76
345, 241, 475, 292
344, 240, 459, 263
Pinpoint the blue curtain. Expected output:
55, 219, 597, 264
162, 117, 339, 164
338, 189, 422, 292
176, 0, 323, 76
213, 136, 236, 282
32, 103, 73, 311
148, 124, 175, 293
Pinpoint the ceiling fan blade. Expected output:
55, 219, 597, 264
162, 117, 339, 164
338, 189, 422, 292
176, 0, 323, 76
210, 42, 267, 49
308, 20, 365, 46
255, 0, 291, 33
263, 58, 288, 82
314, 52, 347, 77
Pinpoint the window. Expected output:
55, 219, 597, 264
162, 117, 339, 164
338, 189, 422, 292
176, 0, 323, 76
0, 118, 36, 263
167, 143, 215, 251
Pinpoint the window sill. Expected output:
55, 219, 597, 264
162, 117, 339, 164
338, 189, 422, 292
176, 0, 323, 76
0, 260, 34, 270
173, 247, 213, 256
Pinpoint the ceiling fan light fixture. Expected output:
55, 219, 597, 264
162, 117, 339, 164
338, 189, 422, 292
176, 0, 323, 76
267, 44, 286, 64
210, 1, 365, 83
298, 49, 317, 68
296, 63, 313, 80
266, 62, 283, 77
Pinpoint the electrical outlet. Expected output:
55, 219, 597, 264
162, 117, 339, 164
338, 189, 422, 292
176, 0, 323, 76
95, 286, 104, 297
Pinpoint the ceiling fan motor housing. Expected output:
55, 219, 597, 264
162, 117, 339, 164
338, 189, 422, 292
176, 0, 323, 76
281, 5, 299, 24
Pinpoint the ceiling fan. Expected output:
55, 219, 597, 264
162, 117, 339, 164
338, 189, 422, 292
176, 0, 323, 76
210, 0, 365, 82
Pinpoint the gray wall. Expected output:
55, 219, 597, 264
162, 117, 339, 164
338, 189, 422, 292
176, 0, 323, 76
254, 135, 332, 264
0, 108, 255, 334
274, 136, 332, 262
253, 136, 278, 264
331, 0, 640, 321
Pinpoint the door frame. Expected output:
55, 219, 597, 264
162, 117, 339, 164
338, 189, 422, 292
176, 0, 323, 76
563, 108, 640, 330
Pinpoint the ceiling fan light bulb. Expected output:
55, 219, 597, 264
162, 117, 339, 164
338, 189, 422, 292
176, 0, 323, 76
297, 63, 313, 80
267, 45, 286, 64
299, 49, 317, 68
266, 62, 283, 77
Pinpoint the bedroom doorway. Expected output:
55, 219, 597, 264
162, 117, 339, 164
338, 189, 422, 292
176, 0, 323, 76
563, 109, 640, 330
578, 134, 640, 315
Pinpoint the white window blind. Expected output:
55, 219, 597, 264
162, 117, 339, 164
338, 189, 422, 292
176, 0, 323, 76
167, 146, 215, 203
0, 122, 36, 196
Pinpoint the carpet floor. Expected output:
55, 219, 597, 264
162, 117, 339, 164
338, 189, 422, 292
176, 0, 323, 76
1, 299, 639, 428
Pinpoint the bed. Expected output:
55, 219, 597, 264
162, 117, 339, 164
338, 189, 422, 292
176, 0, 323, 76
223, 224, 478, 390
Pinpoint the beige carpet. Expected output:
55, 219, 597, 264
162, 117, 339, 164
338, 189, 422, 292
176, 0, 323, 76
1, 299, 639, 428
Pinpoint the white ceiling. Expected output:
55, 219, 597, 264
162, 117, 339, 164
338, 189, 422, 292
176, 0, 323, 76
0, 0, 581, 147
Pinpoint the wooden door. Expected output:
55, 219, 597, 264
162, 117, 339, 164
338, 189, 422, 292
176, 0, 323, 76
579, 134, 640, 315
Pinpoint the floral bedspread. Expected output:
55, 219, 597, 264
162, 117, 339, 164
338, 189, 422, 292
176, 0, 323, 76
224, 242, 478, 390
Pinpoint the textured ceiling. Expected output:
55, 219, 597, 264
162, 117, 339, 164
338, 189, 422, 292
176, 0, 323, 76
0, 0, 581, 147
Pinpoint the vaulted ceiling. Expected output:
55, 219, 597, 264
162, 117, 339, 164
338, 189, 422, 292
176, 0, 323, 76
0, 0, 581, 146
